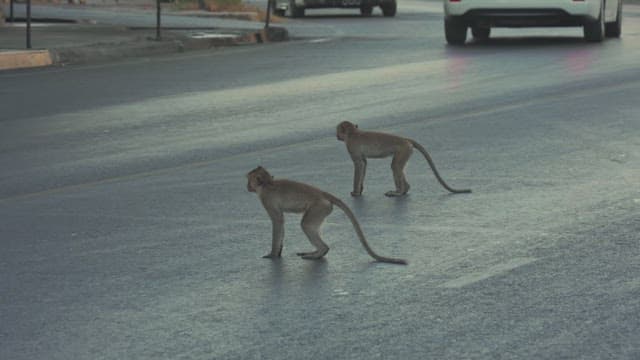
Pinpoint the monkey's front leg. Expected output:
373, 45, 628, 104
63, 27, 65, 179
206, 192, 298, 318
351, 158, 366, 196
263, 210, 284, 258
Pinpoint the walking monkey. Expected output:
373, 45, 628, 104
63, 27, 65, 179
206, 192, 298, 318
247, 166, 407, 265
336, 121, 471, 197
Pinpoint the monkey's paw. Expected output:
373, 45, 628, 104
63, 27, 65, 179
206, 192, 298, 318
384, 191, 406, 197
296, 251, 315, 257
299, 248, 329, 259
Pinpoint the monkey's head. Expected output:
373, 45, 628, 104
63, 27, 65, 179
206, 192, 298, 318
336, 121, 358, 142
247, 166, 274, 193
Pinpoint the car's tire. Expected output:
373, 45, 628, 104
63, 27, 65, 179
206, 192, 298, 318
471, 26, 490, 41
445, 17, 467, 45
380, 1, 396, 17
605, 1, 622, 38
360, 4, 373, 17
584, 0, 604, 42
287, 0, 305, 18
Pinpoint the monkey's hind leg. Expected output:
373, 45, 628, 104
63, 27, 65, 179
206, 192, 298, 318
351, 158, 366, 196
385, 147, 412, 197
297, 201, 332, 260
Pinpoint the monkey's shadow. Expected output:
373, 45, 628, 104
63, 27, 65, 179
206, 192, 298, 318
265, 257, 330, 289
349, 194, 411, 220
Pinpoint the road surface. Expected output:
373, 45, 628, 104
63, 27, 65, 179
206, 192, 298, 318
1, 1, 639, 359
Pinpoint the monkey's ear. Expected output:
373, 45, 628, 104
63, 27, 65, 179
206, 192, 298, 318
355, 124, 358, 128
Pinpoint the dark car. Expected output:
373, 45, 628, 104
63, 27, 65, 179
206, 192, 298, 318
273, 0, 397, 18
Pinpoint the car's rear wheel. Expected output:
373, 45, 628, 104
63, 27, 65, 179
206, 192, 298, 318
605, 1, 622, 38
445, 17, 467, 45
584, 1, 604, 42
471, 26, 490, 41
380, 1, 396, 17
360, 4, 373, 17
287, 0, 305, 18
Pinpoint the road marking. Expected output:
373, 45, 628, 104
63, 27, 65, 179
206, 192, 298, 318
189, 33, 240, 39
441, 257, 537, 289
307, 38, 331, 43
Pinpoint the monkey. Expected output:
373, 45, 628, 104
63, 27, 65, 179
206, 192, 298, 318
247, 166, 407, 265
336, 121, 471, 197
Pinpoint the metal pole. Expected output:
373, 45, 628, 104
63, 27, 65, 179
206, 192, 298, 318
264, 0, 272, 29
9, 0, 14, 23
156, 0, 161, 40
27, 0, 32, 49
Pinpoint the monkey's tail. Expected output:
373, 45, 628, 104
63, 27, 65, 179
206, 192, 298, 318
324, 193, 408, 265
409, 140, 472, 194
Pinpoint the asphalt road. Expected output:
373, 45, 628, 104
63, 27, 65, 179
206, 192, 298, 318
1, 1, 640, 359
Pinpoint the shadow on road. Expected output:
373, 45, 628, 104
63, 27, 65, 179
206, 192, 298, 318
463, 36, 602, 48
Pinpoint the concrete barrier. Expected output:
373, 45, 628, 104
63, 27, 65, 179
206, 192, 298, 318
0, 50, 53, 70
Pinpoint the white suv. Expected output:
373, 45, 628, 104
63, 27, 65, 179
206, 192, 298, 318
444, 0, 623, 45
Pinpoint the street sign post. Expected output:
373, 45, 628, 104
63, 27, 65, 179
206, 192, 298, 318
27, 0, 32, 48
156, 0, 161, 40
265, 0, 272, 29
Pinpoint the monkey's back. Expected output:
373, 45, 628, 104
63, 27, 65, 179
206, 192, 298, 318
356, 131, 411, 158
267, 179, 331, 213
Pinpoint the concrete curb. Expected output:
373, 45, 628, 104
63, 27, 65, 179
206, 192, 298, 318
0, 50, 53, 70
49, 26, 287, 66
1, 26, 288, 69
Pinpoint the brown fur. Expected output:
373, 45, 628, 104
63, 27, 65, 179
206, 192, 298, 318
336, 121, 471, 196
247, 166, 407, 264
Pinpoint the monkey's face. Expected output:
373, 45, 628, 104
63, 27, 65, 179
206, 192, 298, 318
247, 178, 256, 192
247, 173, 261, 192
336, 121, 356, 141
336, 122, 349, 141
247, 166, 272, 192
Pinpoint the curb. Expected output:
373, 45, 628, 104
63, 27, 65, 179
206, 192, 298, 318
1, 26, 288, 70
0, 50, 53, 70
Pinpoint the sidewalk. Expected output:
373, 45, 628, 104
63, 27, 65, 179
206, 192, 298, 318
0, 2, 288, 70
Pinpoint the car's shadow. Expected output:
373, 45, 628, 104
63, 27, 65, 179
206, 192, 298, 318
448, 36, 607, 50
471, 36, 589, 46
295, 14, 388, 19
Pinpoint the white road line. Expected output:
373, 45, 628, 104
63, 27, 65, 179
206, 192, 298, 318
441, 257, 538, 288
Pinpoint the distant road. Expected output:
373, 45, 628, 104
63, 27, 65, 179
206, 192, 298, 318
1, 1, 640, 359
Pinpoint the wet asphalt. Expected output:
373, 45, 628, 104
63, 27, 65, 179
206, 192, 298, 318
1, 1, 640, 359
